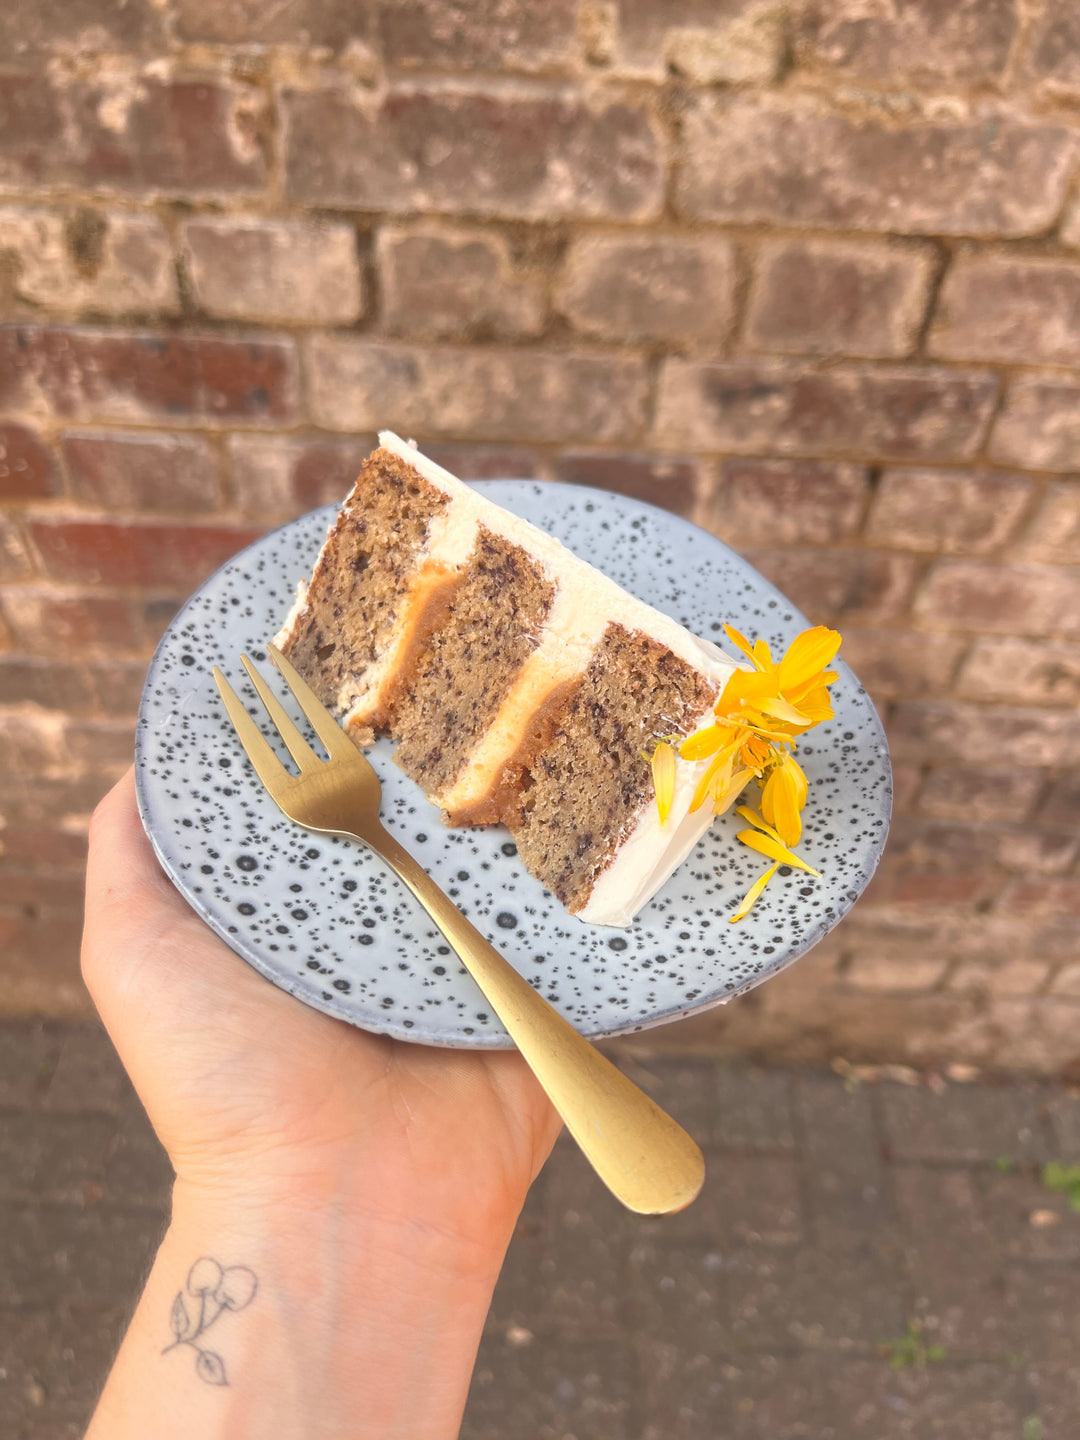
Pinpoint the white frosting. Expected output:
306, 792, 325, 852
578, 716, 752, 927
377, 432, 730, 676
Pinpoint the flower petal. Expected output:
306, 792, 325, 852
690, 750, 731, 814
717, 668, 780, 713
777, 626, 842, 694
735, 805, 786, 846
723, 623, 765, 671
759, 695, 812, 726
785, 754, 808, 807
761, 761, 802, 846
792, 683, 834, 726
713, 767, 755, 815
728, 863, 780, 923
736, 829, 821, 876
651, 740, 676, 825
680, 724, 728, 762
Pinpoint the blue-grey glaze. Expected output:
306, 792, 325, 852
135, 482, 892, 1049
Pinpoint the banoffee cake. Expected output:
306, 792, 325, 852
275, 432, 738, 926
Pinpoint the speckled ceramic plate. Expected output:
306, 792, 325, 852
135, 482, 891, 1049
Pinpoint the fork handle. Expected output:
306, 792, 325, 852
360, 824, 705, 1215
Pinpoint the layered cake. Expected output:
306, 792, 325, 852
275, 432, 741, 926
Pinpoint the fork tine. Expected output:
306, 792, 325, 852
267, 643, 355, 761
240, 654, 320, 772
214, 666, 290, 792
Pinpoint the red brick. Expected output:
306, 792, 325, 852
737, 548, 919, 625
865, 816, 1001, 907
556, 234, 735, 345
745, 239, 933, 359
0, 73, 267, 196
866, 469, 1034, 554
0, 589, 145, 658
889, 701, 1080, 768
1024, 0, 1080, 96
554, 453, 698, 518
0, 327, 299, 427
0, 517, 36, 581
283, 85, 664, 221
0, 711, 67, 775
306, 337, 649, 444
142, 596, 182, 644
28, 518, 262, 589
917, 767, 1044, 824
0, 772, 113, 826
183, 218, 362, 325
915, 561, 1080, 639
797, 0, 1019, 84
0, 423, 57, 501
654, 359, 997, 462
228, 434, 375, 518
0, 206, 178, 316
990, 377, 1080, 472
377, 0, 577, 70
998, 828, 1078, 877
1041, 772, 1080, 829
0, 826, 87, 868
607, 0, 786, 82
1006, 879, 1080, 917
378, 225, 545, 341
931, 257, 1080, 365
0, 909, 91, 1018
1019, 483, 1080, 564
957, 638, 1080, 707
86, 660, 149, 717
421, 442, 539, 482
63, 430, 221, 513
1050, 964, 1080, 997
176, 0, 373, 47
707, 458, 868, 545
838, 628, 966, 702
842, 899, 1076, 965
64, 718, 135, 772
0, 76, 61, 186
0, 658, 94, 713
946, 959, 1050, 998
0, 0, 164, 53
890, 761, 923, 813
845, 952, 948, 993
677, 95, 1075, 237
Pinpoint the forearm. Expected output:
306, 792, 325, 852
86, 1180, 511, 1440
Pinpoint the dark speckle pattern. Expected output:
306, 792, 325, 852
134, 482, 891, 1050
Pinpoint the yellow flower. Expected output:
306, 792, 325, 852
648, 624, 840, 921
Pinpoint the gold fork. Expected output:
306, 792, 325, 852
212, 642, 704, 1215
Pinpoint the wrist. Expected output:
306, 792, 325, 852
88, 1176, 515, 1440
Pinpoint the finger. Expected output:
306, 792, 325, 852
81, 769, 257, 1022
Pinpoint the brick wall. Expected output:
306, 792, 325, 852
1, 0, 1078, 1074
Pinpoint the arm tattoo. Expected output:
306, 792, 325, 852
162, 1257, 258, 1386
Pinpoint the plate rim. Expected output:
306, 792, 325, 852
134, 479, 892, 1049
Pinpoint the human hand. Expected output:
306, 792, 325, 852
82, 769, 563, 1439
82, 769, 561, 1256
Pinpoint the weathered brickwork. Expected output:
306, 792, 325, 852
2, 0, 1079, 1072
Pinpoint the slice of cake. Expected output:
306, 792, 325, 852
275, 432, 740, 926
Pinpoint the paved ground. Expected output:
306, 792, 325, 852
1, 1022, 1078, 1439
